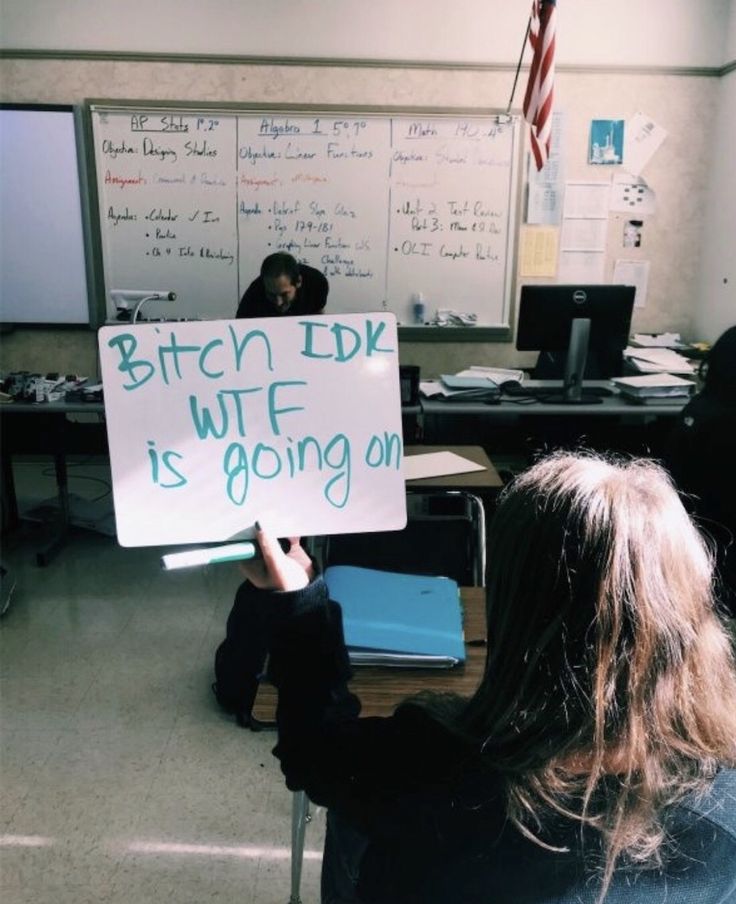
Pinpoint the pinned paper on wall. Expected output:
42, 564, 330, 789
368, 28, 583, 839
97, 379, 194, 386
563, 182, 611, 219
560, 218, 608, 251
558, 180, 609, 280
623, 112, 667, 176
558, 251, 606, 283
623, 220, 643, 248
610, 173, 657, 215
589, 119, 624, 165
519, 226, 558, 277
613, 259, 650, 309
526, 111, 565, 225
98, 314, 407, 546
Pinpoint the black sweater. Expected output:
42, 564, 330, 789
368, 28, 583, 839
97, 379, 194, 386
255, 577, 736, 904
236, 263, 328, 318
665, 390, 736, 615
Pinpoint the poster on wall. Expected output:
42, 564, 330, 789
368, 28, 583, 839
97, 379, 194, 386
589, 119, 624, 165
623, 112, 667, 176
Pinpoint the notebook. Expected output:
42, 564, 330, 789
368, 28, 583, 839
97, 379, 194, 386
622, 347, 696, 374
323, 565, 465, 668
611, 373, 695, 397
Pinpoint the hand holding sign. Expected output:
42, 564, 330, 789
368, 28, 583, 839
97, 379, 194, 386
98, 313, 406, 546
238, 528, 314, 591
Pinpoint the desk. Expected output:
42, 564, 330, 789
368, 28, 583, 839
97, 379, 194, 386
421, 381, 689, 419
0, 401, 106, 564
251, 587, 486, 904
419, 382, 686, 457
252, 587, 485, 720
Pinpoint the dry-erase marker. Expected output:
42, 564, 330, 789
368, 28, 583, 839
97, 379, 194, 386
161, 542, 261, 571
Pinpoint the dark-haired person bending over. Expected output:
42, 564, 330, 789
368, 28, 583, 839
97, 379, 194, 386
236, 252, 328, 318
239, 453, 736, 904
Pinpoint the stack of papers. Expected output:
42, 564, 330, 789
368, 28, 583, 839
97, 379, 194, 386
324, 565, 465, 668
420, 381, 498, 402
420, 367, 523, 401
463, 366, 526, 383
612, 373, 696, 402
630, 332, 682, 348
623, 346, 696, 375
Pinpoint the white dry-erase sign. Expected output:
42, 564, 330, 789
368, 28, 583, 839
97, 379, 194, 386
98, 313, 407, 546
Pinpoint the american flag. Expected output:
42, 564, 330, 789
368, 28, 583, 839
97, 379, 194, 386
522, 0, 557, 170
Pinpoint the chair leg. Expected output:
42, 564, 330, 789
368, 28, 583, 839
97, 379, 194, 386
289, 790, 310, 904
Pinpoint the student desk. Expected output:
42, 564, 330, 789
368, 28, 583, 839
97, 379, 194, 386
0, 400, 106, 564
251, 586, 487, 904
402, 445, 501, 585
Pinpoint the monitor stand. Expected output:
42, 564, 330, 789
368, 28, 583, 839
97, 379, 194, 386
539, 317, 604, 405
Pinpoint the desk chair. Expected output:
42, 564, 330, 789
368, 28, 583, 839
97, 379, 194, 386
323, 489, 487, 586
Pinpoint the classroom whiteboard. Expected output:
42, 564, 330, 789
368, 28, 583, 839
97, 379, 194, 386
98, 312, 407, 546
0, 105, 91, 324
90, 104, 520, 328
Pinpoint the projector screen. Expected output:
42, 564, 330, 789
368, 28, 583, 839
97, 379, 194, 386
0, 104, 92, 325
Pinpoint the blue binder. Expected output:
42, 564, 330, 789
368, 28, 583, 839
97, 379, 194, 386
323, 565, 465, 668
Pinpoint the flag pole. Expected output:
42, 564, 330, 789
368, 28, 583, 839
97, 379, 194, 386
506, 15, 532, 114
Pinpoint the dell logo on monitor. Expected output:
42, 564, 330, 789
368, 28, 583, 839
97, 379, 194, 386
572, 290, 588, 304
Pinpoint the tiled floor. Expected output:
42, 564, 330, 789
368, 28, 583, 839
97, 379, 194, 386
1, 457, 326, 904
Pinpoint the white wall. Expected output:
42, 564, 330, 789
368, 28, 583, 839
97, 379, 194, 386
0, 0, 732, 68
696, 0, 736, 343
727, 0, 736, 59
695, 69, 736, 343
1, 0, 733, 350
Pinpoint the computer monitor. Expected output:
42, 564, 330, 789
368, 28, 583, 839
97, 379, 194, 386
516, 284, 636, 404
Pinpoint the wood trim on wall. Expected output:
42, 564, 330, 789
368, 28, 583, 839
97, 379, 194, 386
0, 48, 728, 78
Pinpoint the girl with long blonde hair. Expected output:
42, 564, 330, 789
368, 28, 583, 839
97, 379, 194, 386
240, 452, 736, 903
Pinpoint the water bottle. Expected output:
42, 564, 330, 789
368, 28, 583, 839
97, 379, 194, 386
412, 292, 427, 324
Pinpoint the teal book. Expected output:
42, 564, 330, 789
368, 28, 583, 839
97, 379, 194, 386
323, 565, 465, 668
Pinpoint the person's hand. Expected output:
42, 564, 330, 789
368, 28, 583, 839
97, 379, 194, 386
238, 524, 314, 591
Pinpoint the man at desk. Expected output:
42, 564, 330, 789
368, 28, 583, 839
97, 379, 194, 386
236, 252, 329, 318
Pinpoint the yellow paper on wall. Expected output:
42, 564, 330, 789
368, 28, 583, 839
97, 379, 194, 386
520, 226, 559, 278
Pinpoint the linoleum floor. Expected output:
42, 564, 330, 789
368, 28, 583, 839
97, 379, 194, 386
1, 459, 326, 904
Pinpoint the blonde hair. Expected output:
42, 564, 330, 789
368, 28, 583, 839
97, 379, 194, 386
454, 452, 736, 896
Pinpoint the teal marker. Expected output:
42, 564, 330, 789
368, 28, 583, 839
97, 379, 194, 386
160, 541, 261, 571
